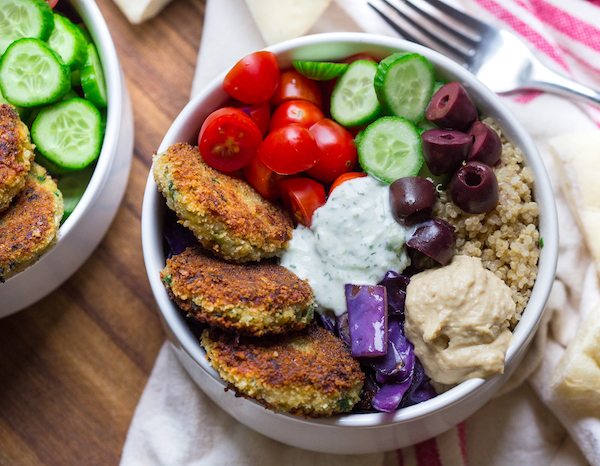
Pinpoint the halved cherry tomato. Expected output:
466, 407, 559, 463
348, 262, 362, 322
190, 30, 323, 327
47, 0, 59, 7
258, 125, 319, 175
223, 51, 280, 104
271, 70, 322, 108
329, 172, 367, 194
243, 155, 283, 201
270, 100, 324, 131
306, 119, 357, 183
240, 103, 270, 135
343, 53, 378, 64
280, 178, 326, 227
198, 107, 262, 172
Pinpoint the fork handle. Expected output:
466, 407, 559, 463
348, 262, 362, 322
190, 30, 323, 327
526, 62, 600, 106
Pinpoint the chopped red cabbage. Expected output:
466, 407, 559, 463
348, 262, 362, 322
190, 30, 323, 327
372, 378, 413, 413
163, 212, 196, 257
377, 271, 410, 317
315, 310, 337, 334
336, 312, 351, 347
345, 284, 388, 358
372, 319, 415, 384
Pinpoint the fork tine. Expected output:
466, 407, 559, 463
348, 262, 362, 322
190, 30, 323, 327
380, 0, 472, 61
403, 0, 479, 45
368, 2, 423, 46
420, 0, 490, 34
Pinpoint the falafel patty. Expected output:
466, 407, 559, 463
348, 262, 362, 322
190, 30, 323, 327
201, 325, 364, 417
0, 104, 35, 212
153, 143, 292, 263
0, 164, 63, 281
162, 247, 315, 336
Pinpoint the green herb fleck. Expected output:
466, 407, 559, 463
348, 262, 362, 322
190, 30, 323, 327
37, 174, 47, 182
162, 274, 173, 286
538, 237, 544, 249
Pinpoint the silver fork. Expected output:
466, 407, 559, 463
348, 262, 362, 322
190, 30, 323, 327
368, 0, 600, 105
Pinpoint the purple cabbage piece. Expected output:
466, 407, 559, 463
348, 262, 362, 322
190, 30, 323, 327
336, 313, 351, 347
401, 358, 437, 407
372, 378, 413, 413
372, 319, 415, 384
345, 284, 388, 358
315, 311, 337, 334
163, 212, 196, 257
378, 271, 410, 317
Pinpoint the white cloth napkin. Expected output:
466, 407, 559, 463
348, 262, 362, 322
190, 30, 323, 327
121, 1, 600, 464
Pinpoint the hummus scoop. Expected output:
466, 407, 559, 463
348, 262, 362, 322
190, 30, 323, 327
405, 255, 516, 385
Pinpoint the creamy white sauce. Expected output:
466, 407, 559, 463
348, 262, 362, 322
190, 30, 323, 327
281, 176, 410, 316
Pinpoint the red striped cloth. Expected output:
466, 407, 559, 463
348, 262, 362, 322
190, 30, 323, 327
396, 2, 600, 464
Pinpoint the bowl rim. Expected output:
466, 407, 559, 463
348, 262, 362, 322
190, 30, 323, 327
55, 0, 124, 237
142, 32, 558, 427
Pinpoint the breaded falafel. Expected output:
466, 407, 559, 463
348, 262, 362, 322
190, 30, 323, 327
162, 247, 315, 336
153, 143, 292, 263
201, 325, 364, 417
0, 104, 35, 212
0, 163, 63, 281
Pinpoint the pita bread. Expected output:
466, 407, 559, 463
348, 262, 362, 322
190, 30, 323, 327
244, 0, 333, 45
549, 131, 600, 282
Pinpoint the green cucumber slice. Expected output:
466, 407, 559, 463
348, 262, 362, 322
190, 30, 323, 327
58, 167, 94, 221
81, 43, 107, 108
0, 0, 54, 55
48, 14, 88, 70
0, 86, 28, 118
374, 53, 434, 122
358, 116, 423, 183
32, 98, 103, 172
330, 60, 381, 127
0, 38, 70, 107
292, 60, 348, 80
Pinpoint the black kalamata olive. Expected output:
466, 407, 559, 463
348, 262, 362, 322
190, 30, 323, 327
468, 121, 502, 166
389, 177, 436, 225
449, 161, 499, 214
425, 82, 478, 131
407, 218, 455, 266
422, 129, 473, 175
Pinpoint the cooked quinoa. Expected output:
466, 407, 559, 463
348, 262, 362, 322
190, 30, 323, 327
435, 118, 540, 316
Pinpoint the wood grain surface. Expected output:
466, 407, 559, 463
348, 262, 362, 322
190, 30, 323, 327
0, 1, 205, 464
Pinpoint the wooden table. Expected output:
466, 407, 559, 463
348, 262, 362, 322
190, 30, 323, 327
0, 1, 205, 464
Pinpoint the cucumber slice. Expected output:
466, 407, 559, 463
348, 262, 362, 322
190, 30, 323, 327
81, 43, 107, 108
358, 117, 423, 183
331, 60, 381, 127
58, 167, 94, 221
48, 14, 88, 70
292, 60, 348, 80
32, 98, 103, 172
0, 86, 28, 119
0, 0, 54, 55
374, 53, 434, 122
0, 38, 70, 107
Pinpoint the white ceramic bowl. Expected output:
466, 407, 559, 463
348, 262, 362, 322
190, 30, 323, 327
1, 0, 133, 317
142, 33, 558, 454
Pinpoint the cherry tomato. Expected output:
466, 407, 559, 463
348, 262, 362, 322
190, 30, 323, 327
329, 172, 367, 194
243, 155, 283, 201
271, 70, 322, 108
258, 125, 319, 175
198, 107, 262, 172
343, 53, 378, 64
46, 0, 59, 7
240, 103, 270, 135
306, 119, 358, 183
280, 177, 326, 227
270, 100, 324, 131
223, 51, 280, 104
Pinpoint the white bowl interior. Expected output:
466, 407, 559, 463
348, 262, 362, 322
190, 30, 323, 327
142, 33, 558, 430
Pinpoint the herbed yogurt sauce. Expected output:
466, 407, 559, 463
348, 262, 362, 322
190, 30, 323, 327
280, 176, 410, 316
